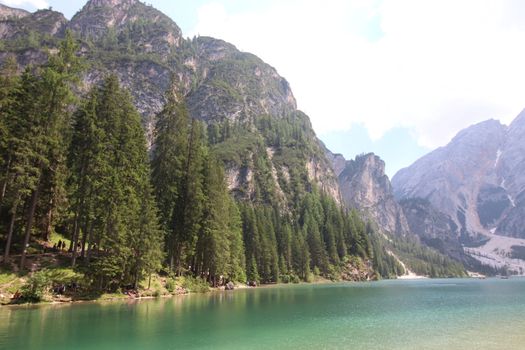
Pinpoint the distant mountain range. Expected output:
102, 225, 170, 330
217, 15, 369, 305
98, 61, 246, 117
392, 112, 525, 274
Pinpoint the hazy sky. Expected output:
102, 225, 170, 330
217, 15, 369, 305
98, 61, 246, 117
3, 0, 525, 177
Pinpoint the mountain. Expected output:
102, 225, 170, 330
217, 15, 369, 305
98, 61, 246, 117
0, 0, 340, 209
0, 5, 66, 43
392, 113, 525, 274
327, 150, 410, 236
0, 4, 30, 20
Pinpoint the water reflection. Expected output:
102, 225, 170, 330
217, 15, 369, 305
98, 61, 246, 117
1, 280, 525, 350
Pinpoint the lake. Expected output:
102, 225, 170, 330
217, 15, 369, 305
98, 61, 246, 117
1, 278, 524, 350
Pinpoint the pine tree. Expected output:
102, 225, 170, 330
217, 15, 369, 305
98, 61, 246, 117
2, 68, 48, 264
0, 56, 19, 210
246, 255, 259, 284
195, 154, 231, 286
225, 197, 246, 282
150, 84, 189, 269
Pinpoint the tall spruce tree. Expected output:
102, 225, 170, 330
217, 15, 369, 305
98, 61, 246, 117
0, 56, 19, 210
150, 85, 189, 269
2, 68, 50, 264
195, 154, 246, 285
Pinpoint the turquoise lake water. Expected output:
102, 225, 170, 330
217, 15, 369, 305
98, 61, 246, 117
1, 278, 524, 349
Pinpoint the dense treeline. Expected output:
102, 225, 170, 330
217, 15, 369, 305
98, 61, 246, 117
0, 32, 82, 270
0, 34, 381, 292
391, 236, 467, 277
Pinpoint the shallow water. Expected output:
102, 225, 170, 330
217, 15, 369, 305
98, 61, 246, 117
1, 278, 524, 350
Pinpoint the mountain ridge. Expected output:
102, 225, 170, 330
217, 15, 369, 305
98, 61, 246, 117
393, 111, 525, 274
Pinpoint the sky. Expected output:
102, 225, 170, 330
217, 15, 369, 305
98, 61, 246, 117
3, 0, 525, 177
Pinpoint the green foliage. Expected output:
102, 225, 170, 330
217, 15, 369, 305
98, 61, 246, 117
181, 276, 209, 293
0, 269, 18, 286
20, 268, 85, 303
367, 224, 466, 279
369, 233, 405, 279
391, 236, 467, 278
165, 278, 177, 293
20, 270, 52, 302
238, 190, 373, 283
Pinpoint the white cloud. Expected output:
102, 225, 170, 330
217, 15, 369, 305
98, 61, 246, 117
191, 0, 525, 149
1, 0, 49, 9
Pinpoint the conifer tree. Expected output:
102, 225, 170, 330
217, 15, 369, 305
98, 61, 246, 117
0, 56, 19, 210
195, 154, 231, 285
150, 84, 189, 269
3, 68, 49, 264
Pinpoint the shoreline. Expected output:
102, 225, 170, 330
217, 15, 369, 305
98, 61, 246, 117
1, 275, 494, 308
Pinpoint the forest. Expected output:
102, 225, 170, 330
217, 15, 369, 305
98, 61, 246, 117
0, 33, 399, 297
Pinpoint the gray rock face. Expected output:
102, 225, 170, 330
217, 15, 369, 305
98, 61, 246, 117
69, 0, 181, 49
392, 119, 507, 238
497, 110, 525, 210
399, 198, 471, 261
392, 111, 525, 241
333, 152, 410, 236
400, 198, 458, 241
0, 8, 67, 41
324, 147, 346, 178
0, 4, 30, 20
186, 37, 297, 124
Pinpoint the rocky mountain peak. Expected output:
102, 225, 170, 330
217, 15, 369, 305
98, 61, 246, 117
510, 108, 525, 123
508, 108, 525, 135
69, 0, 181, 47
0, 4, 30, 20
187, 36, 297, 122
333, 152, 410, 236
0, 7, 67, 44
350, 153, 387, 179
83, 0, 138, 10
392, 111, 525, 273
450, 119, 504, 148
340, 153, 391, 207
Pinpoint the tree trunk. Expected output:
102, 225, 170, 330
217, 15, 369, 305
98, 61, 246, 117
3, 196, 19, 262
133, 272, 138, 290
0, 154, 11, 209
71, 214, 80, 267
20, 185, 41, 270
43, 194, 54, 241
80, 218, 90, 258
86, 223, 94, 263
